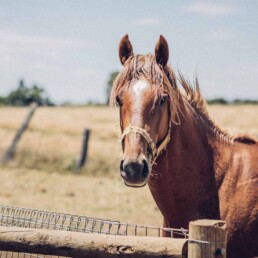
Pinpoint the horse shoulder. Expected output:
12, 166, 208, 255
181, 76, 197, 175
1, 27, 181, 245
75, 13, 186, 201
219, 143, 258, 228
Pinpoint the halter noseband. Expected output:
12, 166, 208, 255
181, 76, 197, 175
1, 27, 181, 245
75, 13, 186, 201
121, 124, 171, 163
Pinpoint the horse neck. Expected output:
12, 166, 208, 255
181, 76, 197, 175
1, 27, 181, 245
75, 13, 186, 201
148, 101, 220, 228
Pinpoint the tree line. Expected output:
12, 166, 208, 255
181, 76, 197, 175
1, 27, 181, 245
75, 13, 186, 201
207, 98, 258, 105
0, 75, 257, 106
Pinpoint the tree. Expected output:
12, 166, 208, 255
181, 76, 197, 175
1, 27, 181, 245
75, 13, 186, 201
106, 71, 119, 104
1, 79, 54, 106
207, 98, 228, 105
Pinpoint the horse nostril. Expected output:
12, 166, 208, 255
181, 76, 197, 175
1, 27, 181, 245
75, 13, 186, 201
120, 160, 124, 171
142, 160, 149, 178
120, 160, 127, 179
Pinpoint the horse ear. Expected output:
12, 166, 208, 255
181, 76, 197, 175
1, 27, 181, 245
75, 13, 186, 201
118, 34, 134, 65
155, 35, 169, 66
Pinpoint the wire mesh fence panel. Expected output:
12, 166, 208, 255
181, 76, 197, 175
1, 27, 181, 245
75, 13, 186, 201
0, 204, 188, 257
0, 252, 67, 258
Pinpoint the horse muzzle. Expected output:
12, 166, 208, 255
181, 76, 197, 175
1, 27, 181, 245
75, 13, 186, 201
120, 158, 150, 187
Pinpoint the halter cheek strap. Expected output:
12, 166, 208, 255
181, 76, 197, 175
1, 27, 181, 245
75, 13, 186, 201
121, 125, 171, 163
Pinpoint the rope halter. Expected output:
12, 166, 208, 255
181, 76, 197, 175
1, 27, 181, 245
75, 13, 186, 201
121, 124, 171, 164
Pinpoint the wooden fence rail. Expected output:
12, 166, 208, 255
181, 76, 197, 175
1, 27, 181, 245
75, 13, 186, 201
0, 226, 186, 258
0, 220, 226, 257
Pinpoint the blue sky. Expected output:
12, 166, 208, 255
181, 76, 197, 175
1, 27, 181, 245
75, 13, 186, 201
0, 0, 257, 103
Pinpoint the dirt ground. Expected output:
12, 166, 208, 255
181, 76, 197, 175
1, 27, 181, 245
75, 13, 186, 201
0, 167, 162, 226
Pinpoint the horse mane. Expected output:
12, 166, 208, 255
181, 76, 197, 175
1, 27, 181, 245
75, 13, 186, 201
178, 74, 257, 145
110, 54, 257, 145
234, 135, 257, 145
177, 73, 234, 143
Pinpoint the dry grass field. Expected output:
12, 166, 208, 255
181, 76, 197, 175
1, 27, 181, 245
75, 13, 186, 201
0, 105, 257, 226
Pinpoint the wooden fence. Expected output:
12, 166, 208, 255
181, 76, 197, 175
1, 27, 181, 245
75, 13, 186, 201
0, 220, 226, 258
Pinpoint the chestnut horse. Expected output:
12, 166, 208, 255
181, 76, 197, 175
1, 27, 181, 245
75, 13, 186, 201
110, 35, 258, 258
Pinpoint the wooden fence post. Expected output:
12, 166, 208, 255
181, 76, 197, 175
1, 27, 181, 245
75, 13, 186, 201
188, 220, 227, 258
1, 102, 38, 163
75, 128, 91, 172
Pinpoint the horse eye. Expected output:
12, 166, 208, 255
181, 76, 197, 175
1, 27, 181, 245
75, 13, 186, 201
116, 95, 122, 106
159, 95, 167, 106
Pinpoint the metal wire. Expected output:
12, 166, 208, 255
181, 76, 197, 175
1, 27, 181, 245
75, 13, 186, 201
0, 204, 188, 257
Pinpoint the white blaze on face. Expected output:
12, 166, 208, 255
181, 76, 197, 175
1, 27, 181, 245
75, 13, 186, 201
130, 80, 149, 128
131, 80, 152, 176
132, 80, 148, 108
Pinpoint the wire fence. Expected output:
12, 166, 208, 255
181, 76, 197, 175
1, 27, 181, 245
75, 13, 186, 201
0, 204, 188, 257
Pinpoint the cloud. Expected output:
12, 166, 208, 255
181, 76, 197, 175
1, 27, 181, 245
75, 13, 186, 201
0, 29, 82, 59
184, 2, 238, 15
0, 29, 88, 99
132, 18, 161, 26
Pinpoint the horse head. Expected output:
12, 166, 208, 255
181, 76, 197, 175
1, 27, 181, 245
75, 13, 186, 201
111, 35, 176, 187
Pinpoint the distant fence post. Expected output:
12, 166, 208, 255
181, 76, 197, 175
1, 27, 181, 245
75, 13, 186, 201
1, 102, 38, 163
188, 220, 227, 258
75, 128, 91, 172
